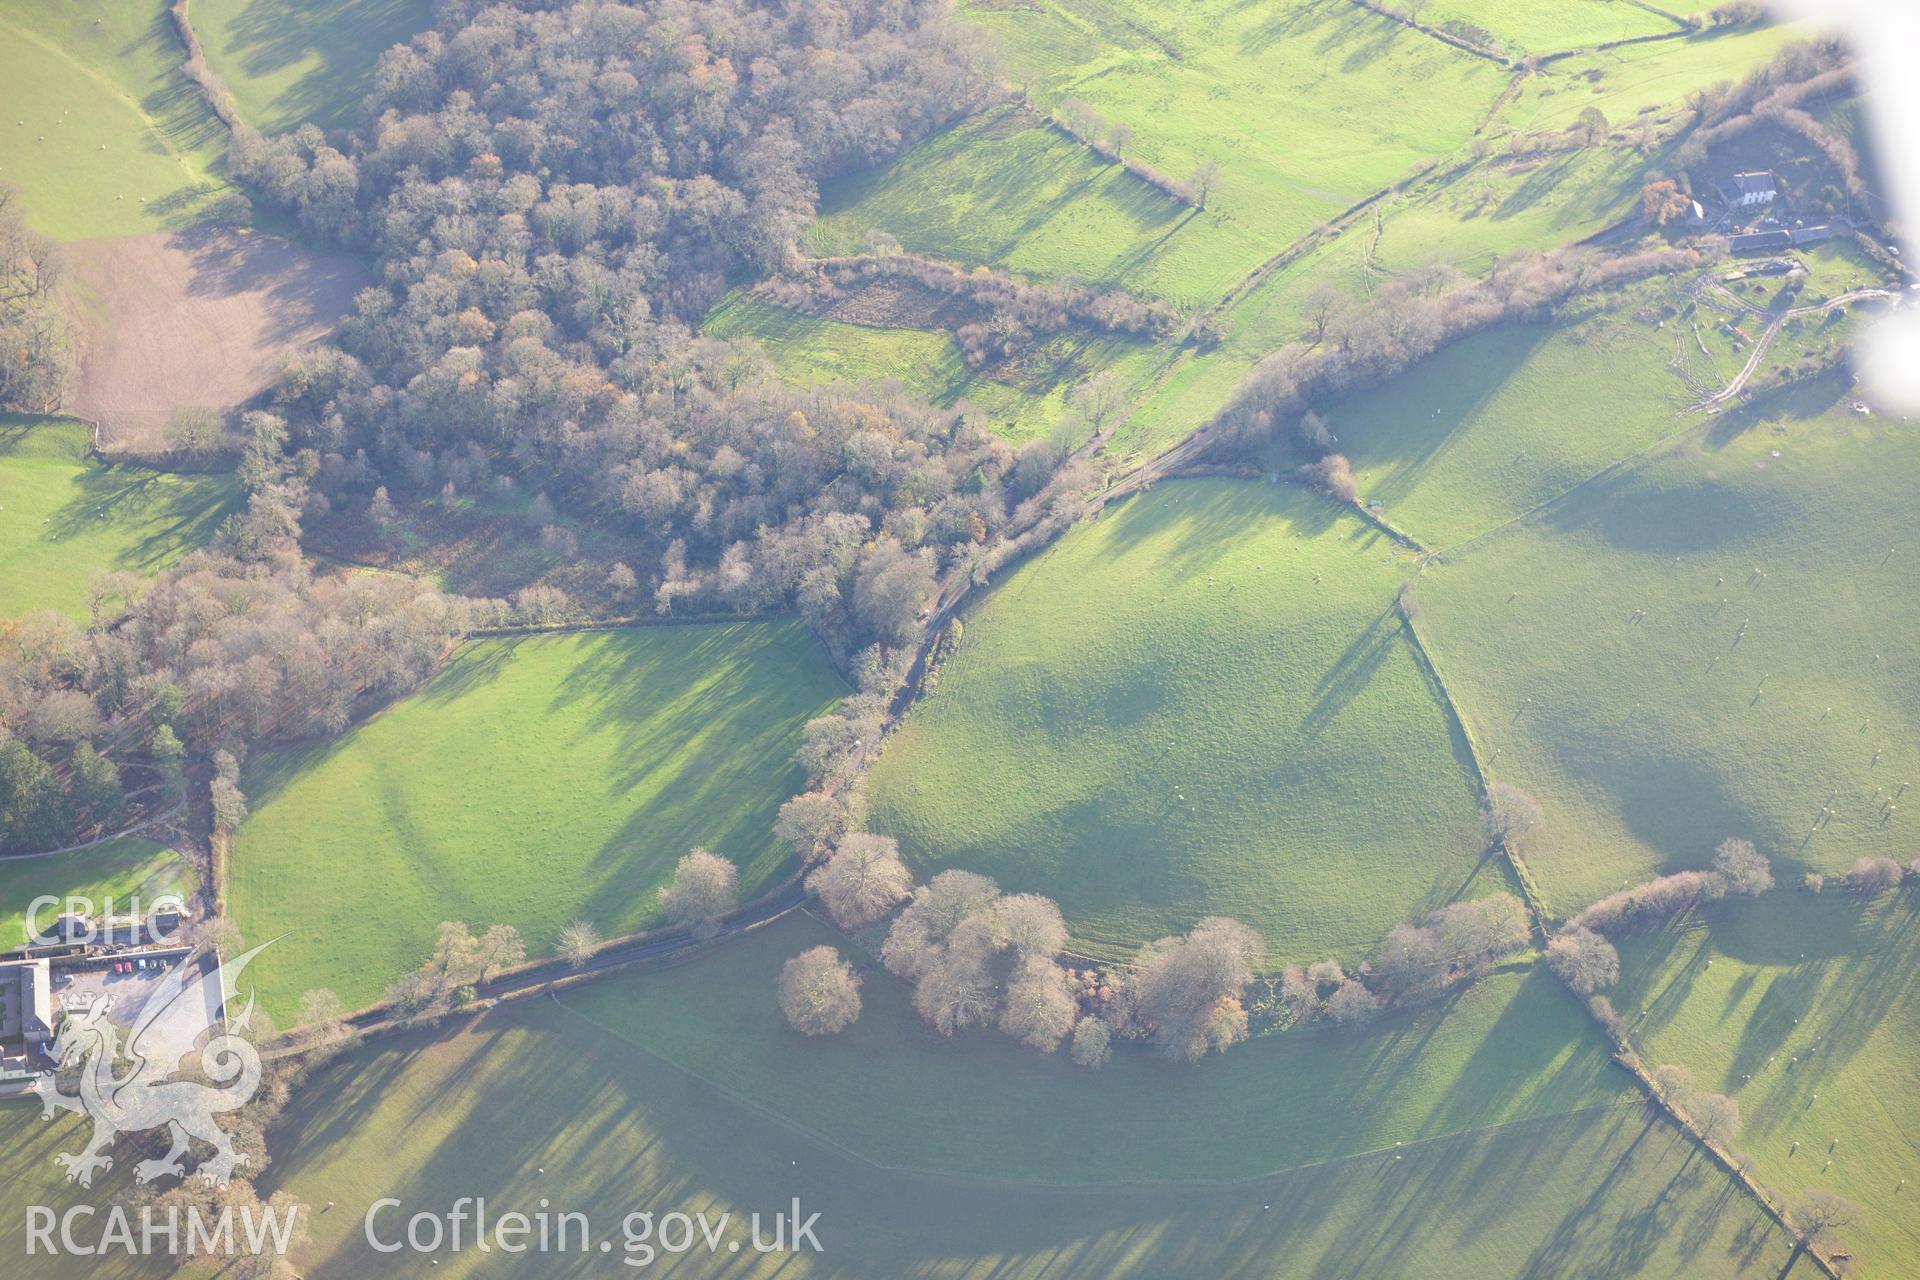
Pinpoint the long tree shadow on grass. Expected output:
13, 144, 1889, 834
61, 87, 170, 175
1303, 608, 1399, 732
262, 1001, 1801, 1279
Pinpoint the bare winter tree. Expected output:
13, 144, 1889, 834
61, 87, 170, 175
911, 937, 997, 1036
0, 183, 69, 411
1070, 1016, 1113, 1069
1483, 781, 1543, 855
296, 989, 346, 1038
1650, 1063, 1694, 1103
1306, 284, 1347, 345
1129, 916, 1265, 1060
1843, 856, 1904, 898
779, 946, 863, 1036
991, 893, 1069, 959
1070, 368, 1128, 435
776, 790, 852, 861
557, 919, 601, 968
1326, 979, 1381, 1025
1297, 453, 1358, 503
1373, 893, 1530, 997
1712, 838, 1774, 896
1189, 159, 1223, 209
1574, 105, 1610, 146
806, 832, 914, 928
1790, 1189, 1862, 1251
659, 847, 739, 937
167, 405, 223, 455
211, 750, 248, 838
474, 924, 526, 982
882, 870, 1001, 981
1545, 926, 1620, 996
998, 955, 1078, 1052
1690, 1091, 1741, 1144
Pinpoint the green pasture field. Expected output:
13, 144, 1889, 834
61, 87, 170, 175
0, 839, 193, 950
0, 0, 228, 238
810, 107, 1268, 308
1510, 22, 1810, 132
1613, 891, 1920, 1275
560, 914, 1618, 1181
190, 0, 432, 135
868, 478, 1491, 965
226, 622, 844, 1021
1365, 146, 1652, 275
1415, 378, 1920, 915
958, 0, 1510, 255
257, 910, 1820, 1277
1416, 0, 1679, 56
1119, 141, 1662, 459
0, 418, 239, 620
703, 294, 1157, 443
1314, 302, 1691, 548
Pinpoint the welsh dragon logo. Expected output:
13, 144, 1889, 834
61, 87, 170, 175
31, 941, 273, 1188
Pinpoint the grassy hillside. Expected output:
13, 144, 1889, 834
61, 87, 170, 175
227, 622, 844, 1019
1318, 306, 1691, 547
810, 107, 1266, 307
1510, 22, 1809, 131
258, 910, 1817, 1277
870, 478, 1491, 964
562, 914, 1620, 1181
0, 838, 192, 949
960, 0, 1509, 252
0, 0, 228, 238
1417, 379, 1920, 914
0, 418, 239, 620
1417, 0, 1678, 55
190, 0, 431, 134
1614, 892, 1920, 1276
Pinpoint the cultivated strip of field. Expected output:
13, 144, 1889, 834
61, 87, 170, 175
1508, 20, 1809, 130
1412, 0, 1681, 57
557, 913, 1621, 1182
869, 478, 1490, 965
0, 418, 239, 620
226, 622, 844, 1022
810, 106, 1269, 308
64, 227, 368, 451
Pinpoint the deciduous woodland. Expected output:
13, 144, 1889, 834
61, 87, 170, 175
228, 0, 1071, 657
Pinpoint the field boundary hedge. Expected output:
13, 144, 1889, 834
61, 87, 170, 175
168, 0, 244, 134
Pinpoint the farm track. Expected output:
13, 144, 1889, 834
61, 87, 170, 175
1688, 287, 1890, 410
